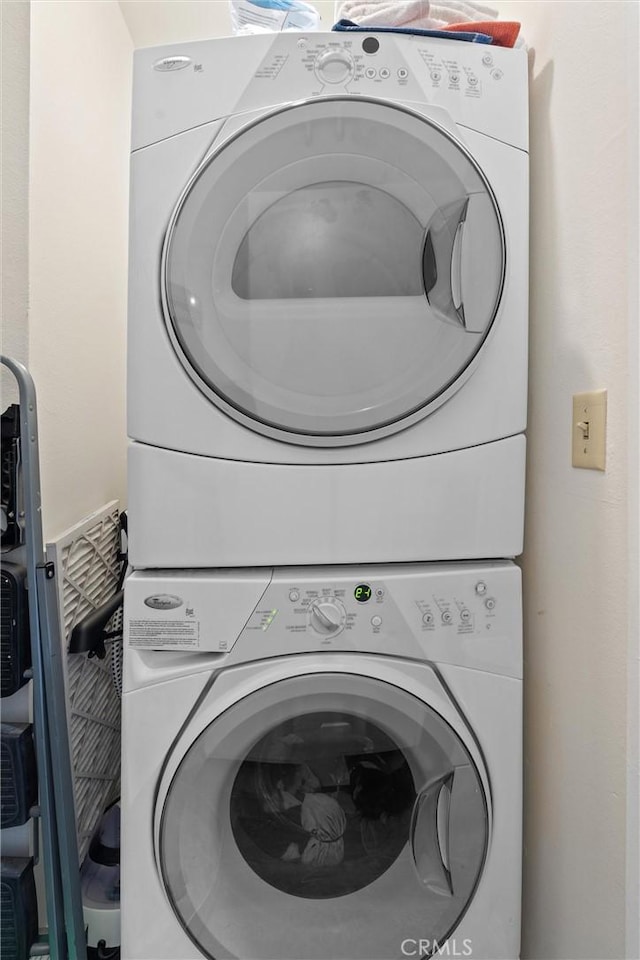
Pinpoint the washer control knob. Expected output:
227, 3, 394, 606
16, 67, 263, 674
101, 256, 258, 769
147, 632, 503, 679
315, 49, 354, 84
309, 599, 345, 634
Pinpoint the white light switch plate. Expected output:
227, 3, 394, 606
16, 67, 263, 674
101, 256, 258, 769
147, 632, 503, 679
572, 390, 607, 470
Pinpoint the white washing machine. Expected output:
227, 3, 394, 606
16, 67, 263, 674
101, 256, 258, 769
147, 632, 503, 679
121, 561, 522, 959
127, 33, 529, 568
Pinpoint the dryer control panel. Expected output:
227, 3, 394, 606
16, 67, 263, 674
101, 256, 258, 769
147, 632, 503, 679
132, 32, 529, 152
125, 561, 522, 679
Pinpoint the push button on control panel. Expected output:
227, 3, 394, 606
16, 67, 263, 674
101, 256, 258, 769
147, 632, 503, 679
485, 597, 496, 611
362, 36, 380, 54
475, 581, 487, 596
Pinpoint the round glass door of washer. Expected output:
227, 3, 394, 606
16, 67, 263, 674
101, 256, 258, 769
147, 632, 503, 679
158, 673, 488, 960
162, 97, 505, 446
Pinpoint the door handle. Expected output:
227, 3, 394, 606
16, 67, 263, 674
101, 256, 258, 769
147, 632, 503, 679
422, 199, 469, 330
450, 218, 466, 326
410, 770, 454, 896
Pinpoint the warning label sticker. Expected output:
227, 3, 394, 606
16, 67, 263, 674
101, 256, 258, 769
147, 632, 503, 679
129, 619, 200, 649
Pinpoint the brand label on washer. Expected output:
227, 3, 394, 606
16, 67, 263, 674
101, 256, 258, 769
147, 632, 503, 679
144, 594, 183, 610
129, 619, 200, 649
153, 56, 192, 72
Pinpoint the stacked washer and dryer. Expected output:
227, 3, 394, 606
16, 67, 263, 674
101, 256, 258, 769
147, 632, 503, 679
122, 31, 528, 960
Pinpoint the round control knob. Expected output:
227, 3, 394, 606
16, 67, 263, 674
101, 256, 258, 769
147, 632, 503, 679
315, 49, 353, 85
309, 599, 346, 634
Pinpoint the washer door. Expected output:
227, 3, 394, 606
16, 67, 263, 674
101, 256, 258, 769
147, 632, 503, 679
162, 96, 505, 446
157, 672, 488, 959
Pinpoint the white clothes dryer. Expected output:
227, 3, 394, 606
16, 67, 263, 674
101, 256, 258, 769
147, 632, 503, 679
121, 561, 522, 960
127, 33, 529, 568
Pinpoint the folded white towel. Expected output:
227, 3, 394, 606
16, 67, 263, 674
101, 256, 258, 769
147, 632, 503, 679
335, 2, 423, 27
429, 1, 498, 23
335, 0, 498, 28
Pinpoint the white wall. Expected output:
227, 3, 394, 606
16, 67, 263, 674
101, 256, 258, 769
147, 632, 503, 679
1, 1, 30, 407
625, 8, 640, 955
493, 3, 637, 958
29, 0, 133, 541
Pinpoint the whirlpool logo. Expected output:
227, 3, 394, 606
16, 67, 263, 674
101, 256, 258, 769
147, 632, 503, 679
153, 56, 192, 72
144, 594, 184, 611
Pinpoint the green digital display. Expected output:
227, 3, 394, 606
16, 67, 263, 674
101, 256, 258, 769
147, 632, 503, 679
354, 584, 372, 603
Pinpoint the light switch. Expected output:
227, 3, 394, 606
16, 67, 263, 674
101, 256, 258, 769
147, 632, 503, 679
572, 390, 607, 470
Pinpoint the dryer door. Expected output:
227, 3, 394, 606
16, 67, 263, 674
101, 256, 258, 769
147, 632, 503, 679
157, 671, 488, 959
162, 96, 505, 446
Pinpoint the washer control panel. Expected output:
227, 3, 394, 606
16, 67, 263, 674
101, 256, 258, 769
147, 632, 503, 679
243, 570, 501, 643
125, 563, 522, 678
236, 563, 521, 678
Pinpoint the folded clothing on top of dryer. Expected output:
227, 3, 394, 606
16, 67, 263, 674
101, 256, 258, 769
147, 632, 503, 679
333, 19, 495, 43
335, 0, 497, 27
334, 0, 522, 46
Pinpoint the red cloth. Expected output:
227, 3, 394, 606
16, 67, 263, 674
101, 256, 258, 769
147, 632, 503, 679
447, 20, 521, 48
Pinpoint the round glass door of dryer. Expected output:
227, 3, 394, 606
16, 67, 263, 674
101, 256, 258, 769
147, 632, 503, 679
157, 672, 488, 960
162, 97, 505, 446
